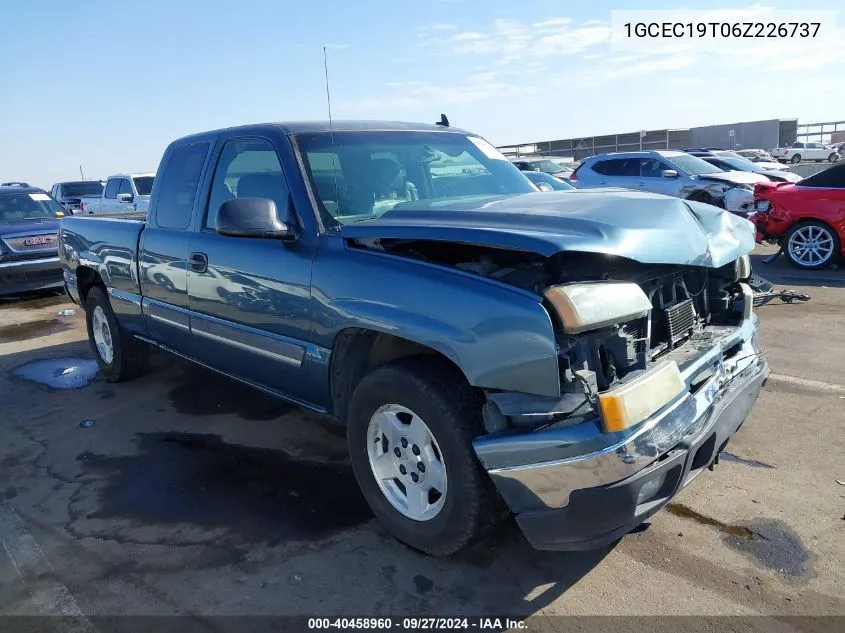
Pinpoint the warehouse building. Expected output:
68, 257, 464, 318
498, 118, 799, 160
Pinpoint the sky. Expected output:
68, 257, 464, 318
1, 0, 843, 187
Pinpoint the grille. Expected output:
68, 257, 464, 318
2, 233, 57, 253
665, 298, 696, 345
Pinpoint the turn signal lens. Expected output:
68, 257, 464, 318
598, 361, 686, 433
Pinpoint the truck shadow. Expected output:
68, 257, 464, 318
2, 338, 612, 617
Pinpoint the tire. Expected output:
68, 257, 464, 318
85, 286, 149, 382
347, 357, 505, 555
790, 154, 801, 164
784, 220, 840, 270
829, 153, 839, 163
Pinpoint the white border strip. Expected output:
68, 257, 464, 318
767, 373, 845, 394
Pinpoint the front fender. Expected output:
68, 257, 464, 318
312, 240, 561, 398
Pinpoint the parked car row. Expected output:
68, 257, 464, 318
51, 172, 155, 215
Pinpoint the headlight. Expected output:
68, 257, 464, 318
735, 254, 751, 280
543, 282, 652, 334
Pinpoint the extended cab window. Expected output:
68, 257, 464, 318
104, 179, 119, 199
205, 138, 289, 229
155, 142, 209, 229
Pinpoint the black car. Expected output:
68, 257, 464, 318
0, 186, 67, 296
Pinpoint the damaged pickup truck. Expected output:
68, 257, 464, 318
57, 121, 768, 555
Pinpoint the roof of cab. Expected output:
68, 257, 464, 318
172, 120, 473, 144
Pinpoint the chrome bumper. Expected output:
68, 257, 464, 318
474, 316, 766, 526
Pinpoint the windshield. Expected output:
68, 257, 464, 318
0, 192, 64, 222
133, 176, 155, 195
527, 159, 566, 174
718, 158, 766, 173
60, 181, 103, 197
296, 131, 535, 226
665, 154, 722, 175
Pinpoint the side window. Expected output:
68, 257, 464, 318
104, 179, 119, 199
592, 159, 627, 176
205, 138, 289, 229
638, 158, 670, 178
51, 185, 59, 198
155, 142, 210, 230
791, 142, 804, 149
118, 179, 133, 195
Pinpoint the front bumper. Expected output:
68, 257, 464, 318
0, 256, 63, 296
474, 316, 768, 551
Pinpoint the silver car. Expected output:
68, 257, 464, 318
571, 150, 769, 217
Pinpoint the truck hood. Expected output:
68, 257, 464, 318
341, 190, 755, 269
0, 218, 59, 237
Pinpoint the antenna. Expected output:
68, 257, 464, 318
79, 165, 85, 180
436, 113, 449, 127
323, 46, 334, 142
323, 45, 340, 214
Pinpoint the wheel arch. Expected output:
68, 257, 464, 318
329, 328, 473, 423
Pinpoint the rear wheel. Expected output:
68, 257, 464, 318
85, 286, 149, 382
785, 221, 839, 270
347, 358, 505, 555
791, 154, 802, 164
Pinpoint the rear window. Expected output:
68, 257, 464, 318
797, 163, 845, 188
154, 142, 209, 229
133, 176, 155, 196
60, 181, 103, 197
0, 192, 64, 222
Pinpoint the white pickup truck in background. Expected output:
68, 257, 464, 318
81, 173, 156, 215
772, 142, 839, 164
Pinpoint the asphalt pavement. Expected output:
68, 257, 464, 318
0, 244, 843, 631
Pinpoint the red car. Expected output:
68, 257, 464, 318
751, 163, 845, 269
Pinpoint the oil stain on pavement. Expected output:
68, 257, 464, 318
12, 357, 99, 389
0, 318, 71, 343
168, 368, 294, 421
720, 452, 775, 469
667, 504, 810, 577
77, 432, 373, 545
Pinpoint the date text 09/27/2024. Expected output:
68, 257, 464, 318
307, 618, 527, 630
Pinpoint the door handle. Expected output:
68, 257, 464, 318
188, 252, 208, 273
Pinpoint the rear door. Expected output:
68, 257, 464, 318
138, 140, 211, 352
186, 135, 315, 402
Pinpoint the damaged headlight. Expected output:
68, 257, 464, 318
544, 282, 652, 334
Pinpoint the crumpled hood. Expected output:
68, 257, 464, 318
698, 170, 769, 185
341, 189, 756, 269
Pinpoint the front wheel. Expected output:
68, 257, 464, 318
785, 221, 840, 270
347, 358, 505, 555
829, 153, 839, 163
791, 154, 802, 164
85, 286, 149, 382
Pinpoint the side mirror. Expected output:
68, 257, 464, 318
216, 197, 297, 240
117, 192, 134, 203
662, 169, 679, 178
535, 182, 555, 192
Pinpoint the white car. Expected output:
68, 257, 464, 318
772, 142, 839, 165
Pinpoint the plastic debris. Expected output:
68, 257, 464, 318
58, 309, 76, 316
836, 480, 845, 486
80, 420, 95, 428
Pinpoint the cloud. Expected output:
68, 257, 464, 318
417, 17, 611, 63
